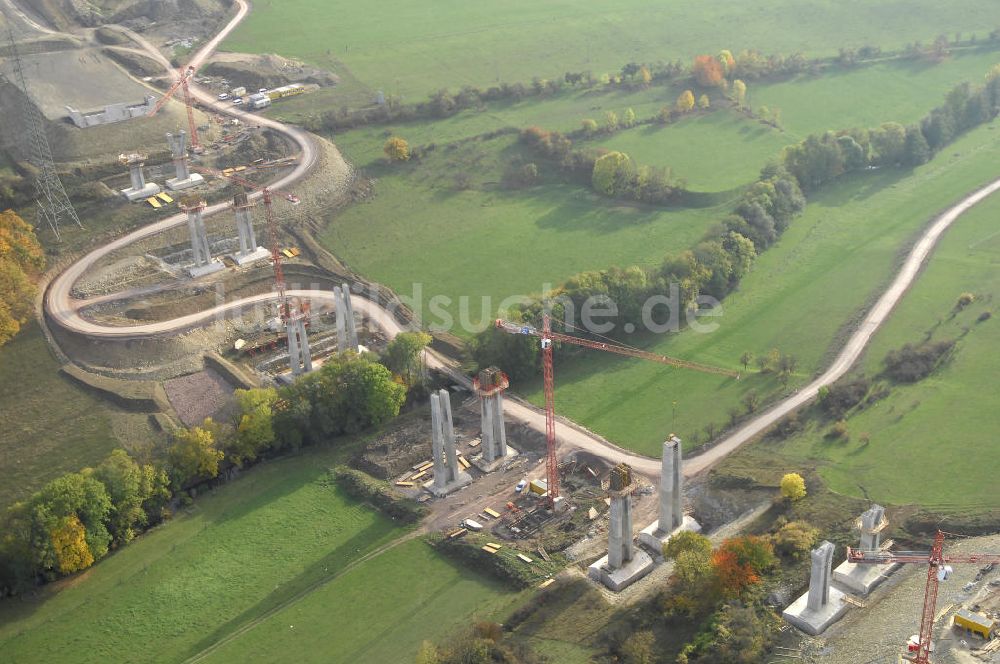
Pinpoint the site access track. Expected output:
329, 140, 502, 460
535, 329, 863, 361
39, 0, 1000, 480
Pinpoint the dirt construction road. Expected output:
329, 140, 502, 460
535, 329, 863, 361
39, 0, 1000, 485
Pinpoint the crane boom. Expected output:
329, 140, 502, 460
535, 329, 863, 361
494, 316, 738, 509
494, 318, 739, 378
847, 530, 1000, 663
147, 65, 201, 149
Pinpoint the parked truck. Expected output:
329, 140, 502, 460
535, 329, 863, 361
229, 86, 247, 98
247, 92, 271, 110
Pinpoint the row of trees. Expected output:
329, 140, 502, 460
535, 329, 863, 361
305, 36, 926, 136
519, 126, 685, 204
783, 68, 1000, 191
0, 210, 45, 347
472, 163, 806, 380
0, 349, 416, 596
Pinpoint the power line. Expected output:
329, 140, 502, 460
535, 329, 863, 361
3, 26, 82, 239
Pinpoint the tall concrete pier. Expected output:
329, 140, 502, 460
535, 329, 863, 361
783, 540, 849, 635
588, 463, 654, 591
639, 436, 700, 551
180, 198, 222, 277
342, 285, 359, 349
165, 131, 204, 191
607, 464, 635, 569
119, 152, 160, 201
335, 285, 359, 352
429, 390, 471, 496
230, 193, 270, 265
286, 315, 312, 376
833, 503, 898, 595
475, 368, 508, 463
807, 541, 835, 612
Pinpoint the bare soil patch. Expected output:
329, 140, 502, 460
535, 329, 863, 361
163, 367, 235, 426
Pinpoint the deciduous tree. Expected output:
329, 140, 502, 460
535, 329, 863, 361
591, 151, 635, 196
698, 94, 711, 109
604, 110, 619, 132
732, 79, 747, 109
638, 65, 652, 88
31, 472, 113, 572
779, 473, 806, 502
711, 536, 775, 598
229, 388, 279, 466
664, 530, 712, 560
168, 421, 225, 488
93, 449, 170, 544
382, 331, 432, 385
676, 90, 696, 113
773, 520, 819, 559
693, 54, 725, 87
383, 136, 410, 162
49, 515, 93, 574
0, 210, 44, 347
903, 124, 931, 166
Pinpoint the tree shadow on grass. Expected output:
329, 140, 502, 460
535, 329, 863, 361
180, 520, 402, 660
807, 165, 914, 209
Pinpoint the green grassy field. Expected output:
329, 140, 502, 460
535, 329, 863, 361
0, 323, 125, 511
322, 132, 727, 335
733, 190, 1000, 511
590, 110, 789, 190
517, 121, 1000, 458
199, 538, 525, 663
223, 0, 999, 102
752, 49, 1000, 140
0, 445, 521, 663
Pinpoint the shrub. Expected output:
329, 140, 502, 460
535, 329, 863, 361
772, 521, 819, 559
664, 530, 712, 560
819, 376, 870, 418
827, 419, 849, 440
779, 473, 806, 502
883, 340, 955, 382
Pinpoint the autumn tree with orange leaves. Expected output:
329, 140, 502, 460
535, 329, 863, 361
0, 210, 45, 347
711, 536, 776, 598
692, 54, 725, 88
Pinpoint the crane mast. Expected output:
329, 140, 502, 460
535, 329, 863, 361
261, 188, 289, 321
540, 314, 558, 507
847, 530, 1000, 663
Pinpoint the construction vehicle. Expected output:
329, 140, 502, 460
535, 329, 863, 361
848, 531, 1000, 662
247, 92, 271, 110
494, 315, 739, 509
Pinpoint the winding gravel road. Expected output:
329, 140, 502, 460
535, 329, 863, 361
39, 0, 1000, 481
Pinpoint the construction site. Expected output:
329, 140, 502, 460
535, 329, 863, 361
2, 0, 1000, 663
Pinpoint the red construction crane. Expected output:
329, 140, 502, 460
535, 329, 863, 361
847, 530, 1000, 663
147, 65, 201, 150
494, 315, 739, 509
193, 165, 303, 323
